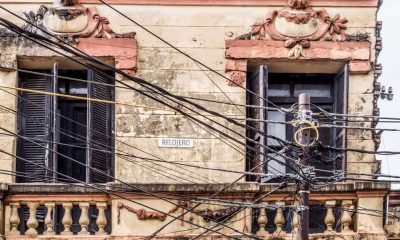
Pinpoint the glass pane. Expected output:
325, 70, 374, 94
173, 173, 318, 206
58, 81, 66, 94
69, 81, 87, 95
262, 153, 286, 182
267, 111, 286, 146
294, 84, 331, 97
269, 84, 290, 97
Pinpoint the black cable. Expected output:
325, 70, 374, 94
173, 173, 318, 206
0, 8, 382, 186
0, 6, 384, 238
0, 16, 293, 149
3, 80, 296, 240
0, 15, 300, 172
0, 13, 321, 235
0, 127, 261, 239
0, 66, 286, 112
0, 88, 219, 184
0, 19, 299, 180
18, 15, 306, 181
0, 149, 254, 239
192, 182, 289, 239
0, 88, 292, 182
94, 0, 285, 111
319, 142, 400, 156
0, 100, 211, 185
313, 192, 400, 221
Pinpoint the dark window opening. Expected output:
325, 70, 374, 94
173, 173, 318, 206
16, 64, 115, 183
246, 65, 348, 183
57, 70, 88, 182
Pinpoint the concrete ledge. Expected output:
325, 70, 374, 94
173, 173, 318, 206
6, 182, 390, 194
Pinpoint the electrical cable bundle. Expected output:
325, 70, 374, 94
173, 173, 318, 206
0, 3, 398, 239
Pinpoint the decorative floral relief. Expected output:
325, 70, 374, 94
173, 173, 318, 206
21, 0, 135, 43
239, 0, 369, 59
117, 201, 187, 222
117, 201, 239, 223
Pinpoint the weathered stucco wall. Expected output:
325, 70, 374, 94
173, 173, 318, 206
0, 2, 380, 184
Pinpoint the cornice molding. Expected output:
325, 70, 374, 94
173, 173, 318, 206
1, 0, 379, 7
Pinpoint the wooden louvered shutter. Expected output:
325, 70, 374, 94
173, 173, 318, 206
246, 65, 268, 182
333, 65, 349, 172
87, 69, 113, 183
17, 70, 53, 183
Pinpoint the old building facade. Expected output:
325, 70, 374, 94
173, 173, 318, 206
0, 0, 395, 239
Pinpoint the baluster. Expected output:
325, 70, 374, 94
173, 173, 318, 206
9, 203, 20, 235
291, 201, 299, 235
324, 200, 336, 234
96, 202, 107, 234
79, 202, 90, 235
256, 208, 268, 236
44, 203, 55, 235
26, 202, 39, 237
61, 203, 73, 235
274, 202, 285, 234
341, 200, 354, 232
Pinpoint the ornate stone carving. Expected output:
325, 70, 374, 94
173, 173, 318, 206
287, 0, 309, 9
58, 0, 80, 7
117, 201, 187, 222
194, 206, 239, 222
238, 0, 368, 59
117, 202, 171, 221
50, 8, 85, 21
21, 1, 135, 43
117, 201, 238, 223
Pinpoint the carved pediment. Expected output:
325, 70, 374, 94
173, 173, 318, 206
22, 0, 135, 43
238, 0, 369, 58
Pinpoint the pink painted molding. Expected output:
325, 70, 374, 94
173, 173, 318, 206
225, 40, 371, 86
226, 40, 371, 61
77, 38, 138, 74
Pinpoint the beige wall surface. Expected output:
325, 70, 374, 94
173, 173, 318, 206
0, 2, 379, 184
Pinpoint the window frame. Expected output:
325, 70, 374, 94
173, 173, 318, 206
16, 64, 115, 183
246, 66, 348, 183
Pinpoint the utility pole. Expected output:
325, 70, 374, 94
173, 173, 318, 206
296, 93, 311, 240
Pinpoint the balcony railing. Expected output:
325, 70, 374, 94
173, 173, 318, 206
0, 182, 391, 239
5, 194, 111, 238
252, 199, 355, 239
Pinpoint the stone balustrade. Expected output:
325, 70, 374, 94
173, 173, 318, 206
254, 199, 355, 239
5, 199, 110, 237
0, 183, 389, 239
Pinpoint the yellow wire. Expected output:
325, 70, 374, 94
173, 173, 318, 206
293, 120, 319, 148
0, 85, 177, 113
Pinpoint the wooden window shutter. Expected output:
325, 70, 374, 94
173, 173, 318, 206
246, 65, 268, 182
333, 64, 349, 172
87, 69, 113, 183
17, 67, 55, 183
